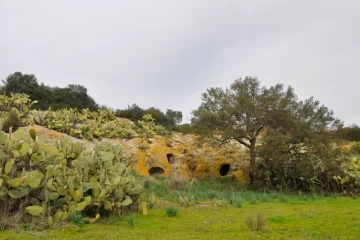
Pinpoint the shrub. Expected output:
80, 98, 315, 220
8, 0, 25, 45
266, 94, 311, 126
351, 142, 360, 154
245, 213, 266, 231
166, 206, 178, 217
2, 109, 21, 133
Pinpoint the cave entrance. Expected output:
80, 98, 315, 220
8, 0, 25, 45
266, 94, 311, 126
219, 164, 230, 176
148, 167, 165, 176
167, 153, 175, 164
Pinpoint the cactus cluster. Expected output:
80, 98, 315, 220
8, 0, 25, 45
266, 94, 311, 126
0, 127, 142, 228
0, 94, 169, 143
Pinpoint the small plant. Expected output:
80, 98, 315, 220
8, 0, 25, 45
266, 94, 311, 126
245, 213, 266, 231
148, 192, 156, 209
166, 206, 178, 217
143, 179, 155, 190
176, 195, 195, 207
126, 213, 136, 228
2, 109, 21, 133
279, 195, 289, 203
22, 223, 31, 231
68, 212, 84, 226
249, 195, 257, 205
231, 196, 243, 208
154, 183, 169, 197
214, 198, 227, 207
261, 193, 270, 202
154, 174, 166, 181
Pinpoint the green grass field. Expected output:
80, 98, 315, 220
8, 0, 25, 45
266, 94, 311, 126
1, 195, 359, 240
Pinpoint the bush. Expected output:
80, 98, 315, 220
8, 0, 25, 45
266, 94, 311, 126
166, 206, 178, 217
245, 213, 266, 231
2, 109, 21, 133
351, 142, 360, 153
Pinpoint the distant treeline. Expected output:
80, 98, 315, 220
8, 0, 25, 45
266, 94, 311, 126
0, 72, 98, 110
0, 72, 188, 131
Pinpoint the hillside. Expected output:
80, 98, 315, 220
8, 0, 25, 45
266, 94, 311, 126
23, 124, 249, 184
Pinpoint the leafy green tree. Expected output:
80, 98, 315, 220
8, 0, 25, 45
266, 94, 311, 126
1, 72, 98, 110
191, 77, 300, 186
166, 109, 182, 128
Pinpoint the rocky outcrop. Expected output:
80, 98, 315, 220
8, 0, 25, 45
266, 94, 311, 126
26, 125, 249, 184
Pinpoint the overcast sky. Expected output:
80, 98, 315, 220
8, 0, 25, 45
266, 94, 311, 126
1, 1, 359, 125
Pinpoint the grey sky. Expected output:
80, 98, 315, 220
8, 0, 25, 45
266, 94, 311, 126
1, 1, 359, 125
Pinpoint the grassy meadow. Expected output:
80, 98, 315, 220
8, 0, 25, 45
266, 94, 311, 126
1, 177, 359, 240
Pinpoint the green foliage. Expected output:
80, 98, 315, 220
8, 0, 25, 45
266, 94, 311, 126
126, 213, 136, 228
231, 196, 243, 208
268, 215, 286, 223
336, 124, 360, 141
165, 206, 178, 217
2, 109, 21, 133
214, 198, 227, 207
116, 104, 182, 130
175, 195, 195, 207
0, 128, 142, 229
68, 212, 84, 226
351, 142, 360, 154
0, 72, 98, 110
154, 183, 169, 197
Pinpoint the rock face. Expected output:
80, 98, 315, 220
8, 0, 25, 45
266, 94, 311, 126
27, 125, 250, 184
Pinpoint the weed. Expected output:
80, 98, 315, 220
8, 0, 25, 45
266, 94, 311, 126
261, 193, 270, 202
166, 206, 178, 217
154, 174, 166, 181
126, 213, 136, 228
279, 195, 289, 203
231, 196, 243, 208
154, 183, 169, 197
143, 178, 155, 190
214, 198, 227, 207
176, 195, 195, 207
245, 213, 266, 231
68, 212, 84, 226
249, 195, 257, 205
22, 223, 31, 231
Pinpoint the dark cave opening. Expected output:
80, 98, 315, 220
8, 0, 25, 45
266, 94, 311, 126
167, 153, 175, 164
219, 164, 230, 176
148, 167, 165, 176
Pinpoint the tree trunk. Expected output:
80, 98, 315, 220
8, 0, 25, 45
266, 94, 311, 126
249, 139, 257, 188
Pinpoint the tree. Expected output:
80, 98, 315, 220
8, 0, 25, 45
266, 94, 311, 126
191, 77, 298, 186
1, 72, 39, 99
166, 109, 182, 128
257, 97, 345, 191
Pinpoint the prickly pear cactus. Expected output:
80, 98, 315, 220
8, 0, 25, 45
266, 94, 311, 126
0, 128, 143, 228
